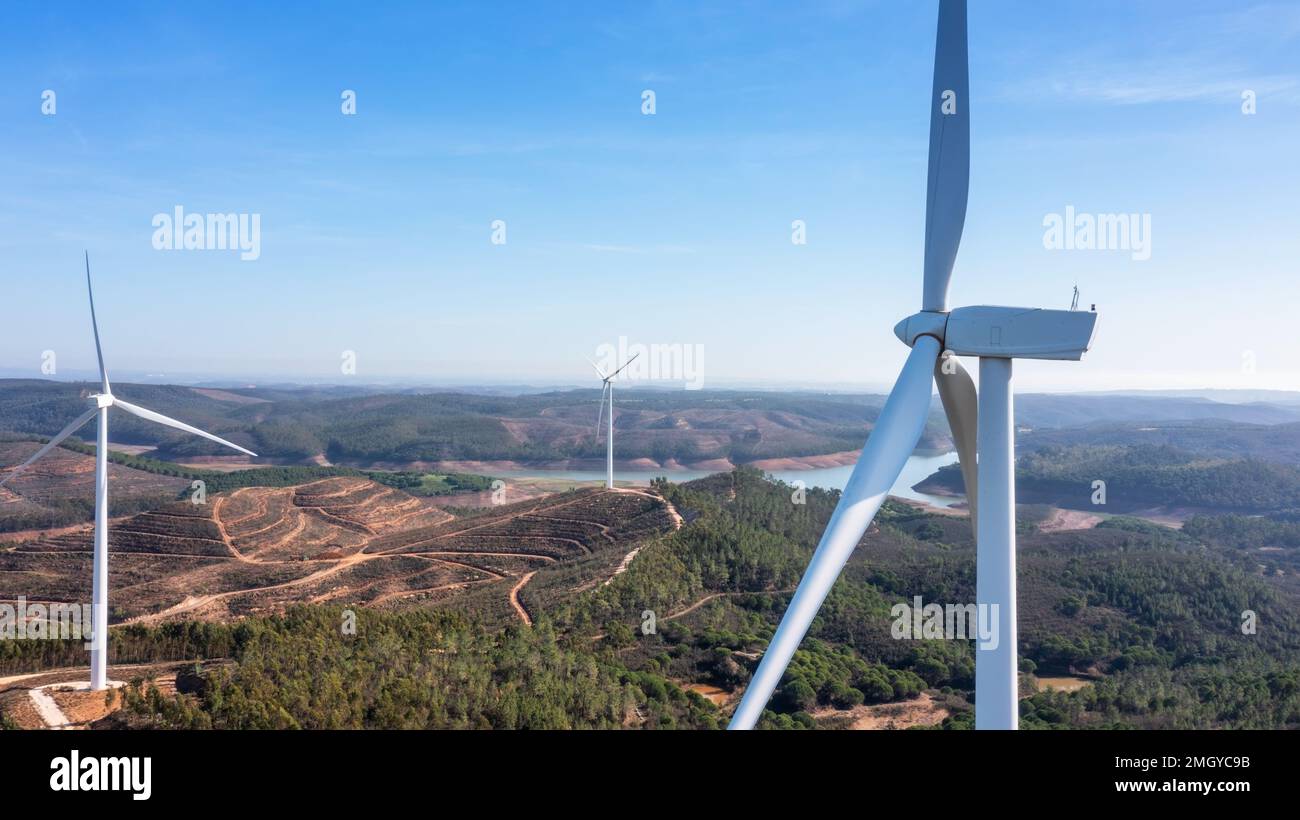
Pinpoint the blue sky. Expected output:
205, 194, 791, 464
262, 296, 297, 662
1, 0, 1297, 392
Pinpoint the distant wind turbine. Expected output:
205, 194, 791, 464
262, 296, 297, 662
0, 254, 257, 691
588, 352, 639, 489
728, 0, 1098, 730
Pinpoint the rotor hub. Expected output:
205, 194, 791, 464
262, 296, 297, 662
893, 310, 949, 347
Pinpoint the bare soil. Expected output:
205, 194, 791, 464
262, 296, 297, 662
1038, 508, 1105, 532
747, 450, 861, 470
812, 691, 949, 730
7, 479, 680, 631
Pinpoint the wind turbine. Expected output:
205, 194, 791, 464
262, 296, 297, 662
588, 352, 639, 489
0, 254, 257, 691
728, 0, 1098, 730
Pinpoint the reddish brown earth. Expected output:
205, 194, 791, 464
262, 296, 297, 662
2, 477, 681, 627
811, 692, 950, 730
747, 450, 861, 470
0, 442, 190, 517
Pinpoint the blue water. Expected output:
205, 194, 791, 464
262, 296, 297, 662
492, 451, 963, 508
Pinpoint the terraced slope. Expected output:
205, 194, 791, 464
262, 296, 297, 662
0, 441, 191, 535
1, 478, 679, 627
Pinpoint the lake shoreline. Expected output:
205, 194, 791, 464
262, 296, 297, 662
346, 448, 958, 475
462, 451, 966, 510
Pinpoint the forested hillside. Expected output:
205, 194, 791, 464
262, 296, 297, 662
7, 380, 1298, 469
7, 467, 1298, 729
0, 379, 923, 464
1020, 420, 1300, 465
917, 443, 1300, 513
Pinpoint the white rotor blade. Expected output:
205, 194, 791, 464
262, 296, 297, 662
0, 407, 98, 489
921, 0, 970, 312
85, 251, 110, 394
584, 356, 608, 381
606, 352, 640, 380
935, 351, 978, 534
594, 383, 609, 440
113, 398, 258, 457
729, 336, 941, 730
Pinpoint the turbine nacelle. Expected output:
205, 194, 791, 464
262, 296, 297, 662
730, 0, 1099, 732
93, 393, 114, 408
893, 305, 1099, 361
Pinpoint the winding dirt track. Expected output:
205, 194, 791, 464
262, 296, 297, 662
116, 482, 678, 627
616, 488, 684, 529
599, 488, 683, 586
6, 479, 683, 632
212, 495, 251, 562
509, 572, 537, 626
3, 484, 693, 718
605, 547, 642, 586
666, 589, 795, 621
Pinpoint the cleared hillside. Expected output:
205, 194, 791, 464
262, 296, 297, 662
0, 441, 192, 534
0, 478, 679, 627
6, 467, 1298, 730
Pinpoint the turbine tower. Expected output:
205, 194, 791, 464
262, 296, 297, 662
728, 0, 1098, 730
0, 254, 257, 691
589, 353, 639, 489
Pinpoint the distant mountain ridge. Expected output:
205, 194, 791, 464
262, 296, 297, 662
1014, 394, 1300, 427
2, 379, 1299, 469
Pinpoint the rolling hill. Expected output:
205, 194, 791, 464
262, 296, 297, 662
1, 477, 680, 627
916, 443, 1300, 515
6, 379, 1298, 472
3, 464, 1300, 729
0, 440, 193, 534
4, 467, 1296, 730
0, 379, 907, 466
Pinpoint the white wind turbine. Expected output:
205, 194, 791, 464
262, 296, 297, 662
0, 254, 257, 691
588, 352, 639, 489
728, 0, 1098, 730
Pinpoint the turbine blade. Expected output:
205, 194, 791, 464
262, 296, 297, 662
607, 351, 640, 380
85, 251, 110, 394
584, 356, 608, 380
935, 351, 978, 533
112, 398, 258, 457
728, 336, 942, 730
594, 383, 609, 440
921, 0, 970, 312
0, 406, 98, 489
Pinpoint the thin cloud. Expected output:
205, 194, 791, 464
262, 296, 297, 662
999, 3, 1300, 107
1001, 54, 1300, 107
580, 243, 695, 254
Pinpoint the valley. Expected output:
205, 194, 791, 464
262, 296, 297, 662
3, 382, 1300, 730
7, 380, 1299, 477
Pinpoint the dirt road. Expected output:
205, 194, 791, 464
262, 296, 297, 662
509, 572, 537, 626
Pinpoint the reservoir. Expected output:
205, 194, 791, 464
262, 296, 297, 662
492, 451, 963, 508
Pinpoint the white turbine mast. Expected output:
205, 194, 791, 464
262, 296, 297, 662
0, 253, 257, 691
728, 0, 1098, 730
588, 352, 639, 489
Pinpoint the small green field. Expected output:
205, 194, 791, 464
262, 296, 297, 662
369, 471, 495, 496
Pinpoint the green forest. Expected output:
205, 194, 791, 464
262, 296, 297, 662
919, 443, 1300, 513
0, 380, 933, 464
5, 466, 1299, 729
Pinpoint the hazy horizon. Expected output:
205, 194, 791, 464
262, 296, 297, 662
5, 369, 1300, 403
